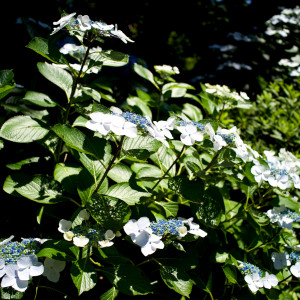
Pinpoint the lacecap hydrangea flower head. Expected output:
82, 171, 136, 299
123, 217, 207, 256
58, 209, 116, 248
0, 237, 44, 292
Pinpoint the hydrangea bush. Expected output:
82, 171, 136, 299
1, 11, 300, 299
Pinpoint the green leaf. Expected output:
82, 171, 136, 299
54, 162, 82, 194
23, 91, 58, 107
26, 37, 67, 64
198, 92, 217, 115
70, 258, 97, 295
6, 157, 40, 170
37, 240, 79, 261
151, 145, 177, 176
100, 287, 119, 300
168, 176, 205, 201
105, 183, 150, 205
133, 63, 159, 89
127, 96, 152, 119
87, 194, 131, 230
0, 69, 15, 100
0, 116, 49, 143
190, 186, 225, 227
3, 173, 68, 204
77, 169, 108, 205
102, 264, 152, 296
37, 62, 73, 98
108, 163, 133, 183
52, 124, 106, 158
122, 135, 161, 160
136, 166, 162, 181
160, 265, 194, 298
91, 50, 129, 67
222, 264, 238, 284
182, 103, 203, 121
155, 201, 179, 217
162, 82, 194, 99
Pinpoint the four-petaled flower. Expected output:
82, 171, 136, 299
271, 252, 291, 270
43, 258, 66, 283
244, 273, 263, 292
176, 124, 204, 146
291, 262, 300, 277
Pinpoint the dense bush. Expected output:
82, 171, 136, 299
1, 7, 300, 300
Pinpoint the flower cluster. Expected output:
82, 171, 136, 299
123, 217, 207, 256
251, 149, 300, 190
271, 249, 300, 278
0, 237, 44, 292
238, 261, 278, 293
265, 6, 300, 77
154, 65, 179, 80
50, 12, 134, 44
266, 205, 300, 230
86, 106, 255, 154
58, 210, 115, 248
204, 83, 250, 102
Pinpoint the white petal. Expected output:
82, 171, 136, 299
29, 264, 44, 277
58, 219, 72, 233
1, 275, 16, 288
73, 236, 89, 247
180, 134, 193, 145
132, 231, 150, 247
14, 278, 28, 292
137, 217, 151, 230
17, 268, 30, 281
123, 219, 138, 235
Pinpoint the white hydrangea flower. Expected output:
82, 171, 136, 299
77, 15, 92, 31
86, 112, 112, 135
154, 65, 180, 76
63, 231, 74, 241
110, 115, 138, 138
17, 255, 44, 281
91, 21, 114, 31
73, 236, 89, 247
141, 234, 164, 256
176, 124, 204, 146
146, 124, 170, 148
262, 272, 278, 289
43, 258, 66, 283
271, 252, 291, 270
180, 217, 207, 237
1, 264, 28, 292
244, 273, 263, 292
123, 217, 164, 256
153, 116, 175, 139
58, 219, 72, 233
290, 262, 300, 277
110, 25, 134, 43
123, 217, 152, 244
251, 164, 266, 184
51, 12, 76, 35
98, 240, 114, 248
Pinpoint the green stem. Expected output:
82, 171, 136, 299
55, 41, 93, 163
150, 145, 186, 192
204, 151, 220, 172
94, 136, 125, 195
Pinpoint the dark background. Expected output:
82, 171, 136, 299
2, 0, 299, 94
